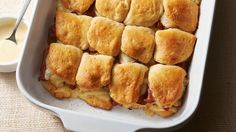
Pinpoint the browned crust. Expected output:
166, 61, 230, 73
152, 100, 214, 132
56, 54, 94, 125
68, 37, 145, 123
121, 26, 155, 63
61, 0, 95, 13
47, 43, 83, 85
56, 11, 92, 50
95, 0, 131, 22
109, 63, 148, 106
148, 64, 186, 108
124, 0, 163, 27
162, 0, 199, 33
154, 28, 197, 64
87, 17, 125, 56
76, 53, 114, 89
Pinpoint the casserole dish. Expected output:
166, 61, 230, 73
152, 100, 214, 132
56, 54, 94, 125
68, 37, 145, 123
16, 0, 216, 131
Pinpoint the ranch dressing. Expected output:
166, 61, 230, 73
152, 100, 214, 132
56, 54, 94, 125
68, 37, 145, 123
0, 19, 27, 63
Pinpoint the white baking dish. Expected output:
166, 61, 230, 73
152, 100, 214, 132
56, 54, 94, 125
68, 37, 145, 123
16, 0, 216, 131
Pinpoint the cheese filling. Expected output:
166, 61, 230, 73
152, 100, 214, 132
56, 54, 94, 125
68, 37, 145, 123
44, 68, 65, 88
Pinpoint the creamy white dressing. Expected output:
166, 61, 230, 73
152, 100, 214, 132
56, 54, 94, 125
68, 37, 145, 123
0, 19, 27, 63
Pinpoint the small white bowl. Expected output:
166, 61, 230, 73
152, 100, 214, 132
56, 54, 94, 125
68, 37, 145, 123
0, 17, 28, 72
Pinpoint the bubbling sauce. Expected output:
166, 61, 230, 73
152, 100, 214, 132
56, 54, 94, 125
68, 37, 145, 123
0, 19, 27, 63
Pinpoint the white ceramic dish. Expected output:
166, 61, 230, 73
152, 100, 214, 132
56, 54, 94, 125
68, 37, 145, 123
0, 17, 28, 72
16, 0, 216, 131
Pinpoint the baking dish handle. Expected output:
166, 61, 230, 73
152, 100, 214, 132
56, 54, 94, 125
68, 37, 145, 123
56, 110, 143, 132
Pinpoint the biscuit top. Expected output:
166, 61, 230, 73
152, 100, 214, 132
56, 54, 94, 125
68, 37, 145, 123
87, 17, 125, 56
47, 43, 83, 85
56, 11, 92, 50
61, 0, 95, 13
76, 53, 114, 89
95, 0, 131, 22
161, 0, 199, 33
124, 0, 163, 27
109, 63, 148, 105
154, 28, 196, 64
121, 26, 155, 63
148, 64, 186, 108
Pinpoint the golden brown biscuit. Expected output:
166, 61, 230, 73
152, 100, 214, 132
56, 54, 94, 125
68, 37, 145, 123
109, 63, 148, 108
56, 11, 92, 50
154, 28, 196, 64
87, 17, 125, 56
121, 26, 155, 63
46, 43, 83, 86
95, 0, 131, 22
161, 0, 199, 33
61, 0, 95, 13
148, 64, 186, 108
124, 0, 163, 27
76, 53, 114, 89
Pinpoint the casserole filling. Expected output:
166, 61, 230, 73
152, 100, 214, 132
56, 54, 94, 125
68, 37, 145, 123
42, 80, 112, 110
143, 88, 184, 117
119, 52, 136, 64
44, 68, 67, 88
74, 87, 112, 110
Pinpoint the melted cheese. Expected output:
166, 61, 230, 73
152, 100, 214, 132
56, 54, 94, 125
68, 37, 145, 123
119, 52, 136, 63
143, 103, 177, 117
42, 80, 112, 110
44, 68, 65, 88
